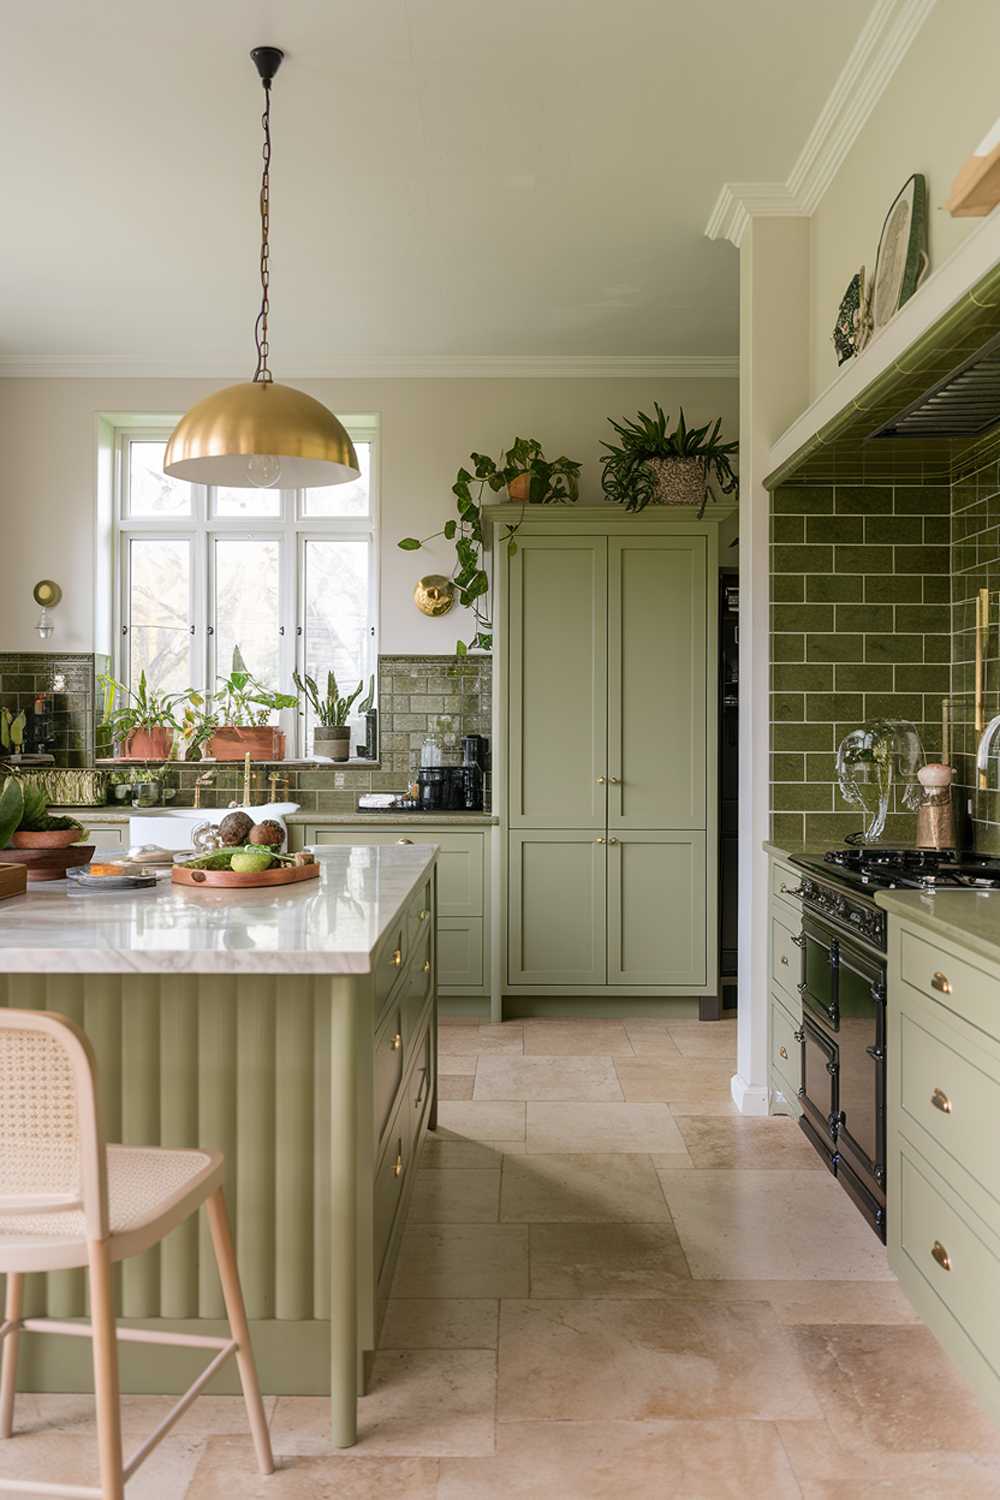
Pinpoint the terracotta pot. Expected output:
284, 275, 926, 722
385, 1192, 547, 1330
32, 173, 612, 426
120, 727, 174, 761
10, 827, 83, 849
313, 726, 351, 762
507, 473, 532, 503
207, 726, 287, 761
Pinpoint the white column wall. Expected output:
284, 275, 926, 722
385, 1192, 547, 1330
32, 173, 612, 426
733, 216, 811, 1114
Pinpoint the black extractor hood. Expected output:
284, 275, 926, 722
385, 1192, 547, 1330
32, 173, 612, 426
870, 328, 1000, 439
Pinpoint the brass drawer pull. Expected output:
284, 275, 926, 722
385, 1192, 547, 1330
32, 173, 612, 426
392, 947, 402, 967
931, 1087, 952, 1114
397, 838, 414, 845
931, 971, 952, 995
780, 884, 805, 898
595, 837, 605, 845
418, 909, 430, 921
391, 1032, 402, 1051
931, 1241, 952, 1272
778, 1045, 789, 1060
607, 775, 620, 784
393, 1152, 403, 1178
422, 960, 431, 974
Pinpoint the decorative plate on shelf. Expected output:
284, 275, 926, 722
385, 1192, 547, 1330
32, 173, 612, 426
832, 267, 871, 365
872, 174, 929, 331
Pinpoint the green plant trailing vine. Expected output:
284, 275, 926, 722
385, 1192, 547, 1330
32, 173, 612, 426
601, 404, 738, 515
398, 438, 581, 654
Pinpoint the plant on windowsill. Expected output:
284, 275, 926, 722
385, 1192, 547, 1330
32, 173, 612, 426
398, 438, 581, 654
206, 646, 297, 762
293, 671, 375, 761
600, 404, 738, 515
96, 670, 187, 761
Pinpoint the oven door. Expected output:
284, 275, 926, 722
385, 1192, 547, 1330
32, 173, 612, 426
799, 914, 840, 1030
799, 1015, 839, 1155
834, 939, 886, 1199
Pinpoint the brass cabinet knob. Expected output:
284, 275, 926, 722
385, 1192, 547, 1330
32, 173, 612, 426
931, 971, 952, 995
596, 776, 607, 785
931, 1087, 952, 1114
608, 837, 619, 845
595, 837, 606, 845
391, 1032, 402, 1051
780, 954, 789, 966
422, 960, 431, 974
931, 1240, 952, 1272
418, 909, 430, 921
393, 1152, 403, 1178
778, 1045, 789, 1060
397, 838, 414, 845
607, 775, 620, 784
392, 948, 402, 967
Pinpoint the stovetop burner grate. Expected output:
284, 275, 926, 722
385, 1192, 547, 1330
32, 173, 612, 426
817, 847, 1000, 891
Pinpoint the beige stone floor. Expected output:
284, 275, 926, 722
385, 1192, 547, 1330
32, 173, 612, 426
5, 1015, 1000, 1497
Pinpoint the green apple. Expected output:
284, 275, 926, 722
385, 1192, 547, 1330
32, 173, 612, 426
230, 849, 273, 874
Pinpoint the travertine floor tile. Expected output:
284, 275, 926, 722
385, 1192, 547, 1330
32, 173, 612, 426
529, 1222, 691, 1297
439, 1025, 523, 1056
658, 1169, 894, 1280
522, 1020, 635, 1056
676, 1114, 824, 1169
665, 1019, 738, 1059
436, 1100, 526, 1140
438, 1053, 477, 1076
778, 1418, 1000, 1497
420, 1134, 509, 1169
641, 1278, 919, 1324
392, 1223, 530, 1298
474, 1055, 623, 1102
16, 1392, 277, 1438
437, 1074, 475, 1099
379, 1299, 499, 1349
501, 1153, 669, 1222
622, 1021, 683, 1058
790, 1325, 1000, 1454
272, 1350, 496, 1456
439, 1418, 801, 1498
668, 1094, 740, 1116
497, 1299, 822, 1421
526, 1101, 686, 1154
614, 1056, 736, 1103
408, 1168, 500, 1223
189, 1438, 441, 1496
0, 1429, 206, 1499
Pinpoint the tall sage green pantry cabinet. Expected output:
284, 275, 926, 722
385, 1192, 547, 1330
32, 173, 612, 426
491, 506, 719, 1009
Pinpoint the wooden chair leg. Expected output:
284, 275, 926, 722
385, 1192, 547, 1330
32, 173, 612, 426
0, 1273, 23, 1439
88, 1241, 124, 1500
206, 1189, 274, 1476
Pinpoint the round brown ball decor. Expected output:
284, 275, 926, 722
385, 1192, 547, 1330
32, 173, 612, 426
218, 811, 255, 846
249, 819, 285, 850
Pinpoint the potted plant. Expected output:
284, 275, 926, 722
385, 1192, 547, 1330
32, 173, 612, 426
293, 670, 375, 761
0, 776, 84, 849
600, 404, 738, 516
207, 647, 297, 761
398, 438, 581, 654
97, 670, 186, 760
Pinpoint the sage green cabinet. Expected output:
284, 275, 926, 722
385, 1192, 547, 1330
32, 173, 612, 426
494, 507, 720, 1001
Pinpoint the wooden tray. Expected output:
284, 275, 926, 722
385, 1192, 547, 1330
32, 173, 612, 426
0, 863, 28, 899
172, 861, 320, 890
2, 845, 95, 882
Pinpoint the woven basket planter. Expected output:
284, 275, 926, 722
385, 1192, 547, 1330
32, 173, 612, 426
646, 456, 706, 507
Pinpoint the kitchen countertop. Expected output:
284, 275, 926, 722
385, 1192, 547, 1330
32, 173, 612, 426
56, 807, 498, 826
875, 888, 1000, 969
0, 844, 438, 976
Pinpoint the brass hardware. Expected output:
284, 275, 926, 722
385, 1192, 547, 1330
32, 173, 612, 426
193, 770, 215, 810
931, 1087, 953, 1114
780, 954, 789, 966
392, 948, 402, 967
793, 1028, 804, 1043
393, 1152, 403, 1178
608, 775, 620, 784
595, 837, 605, 844
242, 751, 253, 808
596, 776, 607, 785
267, 770, 289, 801
931, 970, 952, 995
397, 838, 414, 845
391, 1032, 402, 1050
778, 1045, 789, 1060
422, 960, 431, 974
608, 836, 619, 845
418, 908, 430, 921
931, 1241, 952, 1272
780, 884, 806, 898
976, 588, 990, 770
414, 574, 455, 617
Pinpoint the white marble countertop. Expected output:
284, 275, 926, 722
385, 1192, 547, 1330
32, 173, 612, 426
0, 844, 437, 976
876, 888, 1000, 969
56, 807, 497, 826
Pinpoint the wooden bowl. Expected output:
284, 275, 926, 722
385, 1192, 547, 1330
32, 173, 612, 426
171, 861, 320, 890
2, 845, 95, 881
11, 828, 84, 849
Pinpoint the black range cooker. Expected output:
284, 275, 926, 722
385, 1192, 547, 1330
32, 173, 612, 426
787, 847, 1000, 1242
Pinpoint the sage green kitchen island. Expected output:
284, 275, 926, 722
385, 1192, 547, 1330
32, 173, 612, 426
0, 842, 439, 1448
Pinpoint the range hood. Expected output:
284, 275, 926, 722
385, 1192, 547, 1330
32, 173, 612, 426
870, 328, 1000, 439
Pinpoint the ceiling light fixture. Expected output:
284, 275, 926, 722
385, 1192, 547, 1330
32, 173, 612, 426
164, 47, 359, 490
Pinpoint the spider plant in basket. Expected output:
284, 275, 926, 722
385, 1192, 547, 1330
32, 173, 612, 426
601, 404, 738, 516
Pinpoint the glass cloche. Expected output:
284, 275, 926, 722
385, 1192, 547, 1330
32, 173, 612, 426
835, 719, 926, 843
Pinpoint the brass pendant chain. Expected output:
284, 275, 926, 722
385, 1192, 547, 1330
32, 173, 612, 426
253, 76, 273, 384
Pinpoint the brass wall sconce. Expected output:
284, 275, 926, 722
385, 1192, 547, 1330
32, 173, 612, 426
414, 575, 455, 617
33, 580, 62, 640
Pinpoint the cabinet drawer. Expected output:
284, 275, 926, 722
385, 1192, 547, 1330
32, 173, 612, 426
401, 929, 433, 1047
375, 919, 407, 1015
770, 911, 801, 1002
438, 918, 484, 990
373, 1122, 407, 1284
899, 929, 996, 1035
407, 877, 434, 946
374, 1002, 404, 1144
306, 827, 484, 917
407, 1023, 433, 1132
898, 1146, 1000, 1379
899, 1009, 1000, 1209
771, 991, 802, 1098
84, 823, 127, 850
770, 860, 804, 915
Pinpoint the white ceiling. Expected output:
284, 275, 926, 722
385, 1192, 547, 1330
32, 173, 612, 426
6, 0, 876, 371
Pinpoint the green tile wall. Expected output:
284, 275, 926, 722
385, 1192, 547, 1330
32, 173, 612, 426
0, 653, 104, 766
950, 458, 1000, 850
770, 484, 950, 846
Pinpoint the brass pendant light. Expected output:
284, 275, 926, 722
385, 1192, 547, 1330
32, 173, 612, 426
164, 47, 358, 490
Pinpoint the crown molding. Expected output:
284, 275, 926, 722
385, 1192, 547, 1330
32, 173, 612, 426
705, 0, 937, 247
0, 353, 739, 380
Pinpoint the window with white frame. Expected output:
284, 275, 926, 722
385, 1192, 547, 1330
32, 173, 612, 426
113, 420, 378, 757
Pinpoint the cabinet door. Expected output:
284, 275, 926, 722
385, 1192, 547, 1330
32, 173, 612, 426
304, 827, 484, 916
608, 535, 707, 829
508, 831, 606, 986
508, 534, 608, 828
607, 831, 706, 986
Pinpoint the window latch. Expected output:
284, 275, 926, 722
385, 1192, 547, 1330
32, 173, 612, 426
189, 624, 196, 635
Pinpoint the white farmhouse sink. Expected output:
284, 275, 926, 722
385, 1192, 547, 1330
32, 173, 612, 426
128, 802, 300, 851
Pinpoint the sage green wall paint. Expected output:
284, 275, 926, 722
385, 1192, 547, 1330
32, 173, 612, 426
770, 483, 949, 846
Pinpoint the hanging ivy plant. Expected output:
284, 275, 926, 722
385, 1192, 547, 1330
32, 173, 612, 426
399, 439, 580, 654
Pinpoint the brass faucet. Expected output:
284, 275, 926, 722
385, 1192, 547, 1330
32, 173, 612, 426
268, 770, 289, 802
193, 770, 215, 809
242, 751, 255, 807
